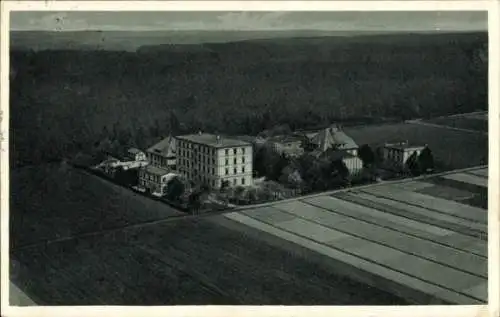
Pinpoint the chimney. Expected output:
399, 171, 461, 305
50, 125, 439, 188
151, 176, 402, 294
216, 135, 221, 143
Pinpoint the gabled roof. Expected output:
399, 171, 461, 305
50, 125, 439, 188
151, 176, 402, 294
311, 125, 358, 151
146, 136, 176, 157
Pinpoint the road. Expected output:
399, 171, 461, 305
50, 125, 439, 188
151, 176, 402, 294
406, 120, 488, 136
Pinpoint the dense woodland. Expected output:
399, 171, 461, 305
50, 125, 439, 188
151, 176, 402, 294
10, 32, 487, 168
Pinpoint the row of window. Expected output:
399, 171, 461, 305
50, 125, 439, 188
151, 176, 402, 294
225, 167, 246, 175
187, 177, 247, 188
177, 165, 247, 176
178, 149, 216, 158
140, 173, 165, 183
226, 157, 246, 165
177, 156, 248, 167
148, 154, 174, 167
139, 179, 163, 187
178, 158, 214, 167
177, 141, 217, 154
177, 142, 247, 156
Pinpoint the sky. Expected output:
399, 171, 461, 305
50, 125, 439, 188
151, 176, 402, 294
10, 11, 488, 32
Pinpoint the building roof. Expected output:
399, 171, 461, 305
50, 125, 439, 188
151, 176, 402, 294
164, 173, 180, 183
128, 148, 144, 155
143, 165, 171, 176
176, 133, 251, 148
146, 136, 176, 157
268, 135, 304, 144
326, 149, 357, 160
311, 125, 358, 152
385, 141, 427, 151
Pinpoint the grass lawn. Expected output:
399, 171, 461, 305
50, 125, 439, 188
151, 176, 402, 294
344, 122, 487, 170
10, 217, 408, 305
10, 163, 183, 249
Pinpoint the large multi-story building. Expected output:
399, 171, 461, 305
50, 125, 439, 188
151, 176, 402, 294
383, 141, 426, 171
175, 133, 253, 189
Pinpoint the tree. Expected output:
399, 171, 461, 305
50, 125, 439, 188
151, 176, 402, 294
418, 147, 434, 174
233, 186, 245, 202
220, 180, 231, 192
358, 144, 376, 167
330, 159, 350, 187
188, 191, 202, 214
135, 126, 147, 150
271, 153, 290, 181
374, 146, 385, 165
253, 145, 268, 177
166, 177, 185, 201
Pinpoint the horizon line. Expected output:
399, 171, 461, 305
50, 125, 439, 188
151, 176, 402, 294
9, 28, 487, 33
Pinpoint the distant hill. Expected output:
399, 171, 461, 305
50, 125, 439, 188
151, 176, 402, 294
10, 30, 396, 52
9, 32, 487, 168
9, 29, 462, 52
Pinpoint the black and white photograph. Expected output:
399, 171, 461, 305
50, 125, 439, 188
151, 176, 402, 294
2, 1, 498, 314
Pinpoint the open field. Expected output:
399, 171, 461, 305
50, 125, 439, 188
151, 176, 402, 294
10, 163, 183, 249
10, 217, 407, 305
222, 166, 488, 304
10, 163, 408, 305
344, 122, 487, 170
9, 162, 488, 305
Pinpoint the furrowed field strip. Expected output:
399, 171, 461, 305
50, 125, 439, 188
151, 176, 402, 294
360, 186, 487, 222
134, 245, 233, 303
442, 172, 488, 188
126, 247, 203, 304
422, 176, 488, 197
224, 212, 483, 303
144, 234, 246, 302
416, 185, 475, 203
270, 203, 486, 277
339, 192, 485, 239
55, 247, 117, 305
304, 195, 486, 256
224, 211, 481, 304
465, 170, 488, 179
299, 196, 486, 256
306, 194, 473, 238
41, 250, 103, 305
392, 181, 435, 191
185, 220, 391, 304
237, 210, 485, 296
10, 205, 236, 252
465, 113, 488, 121
78, 246, 136, 304
158, 228, 335, 304
344, 191, 487, 235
